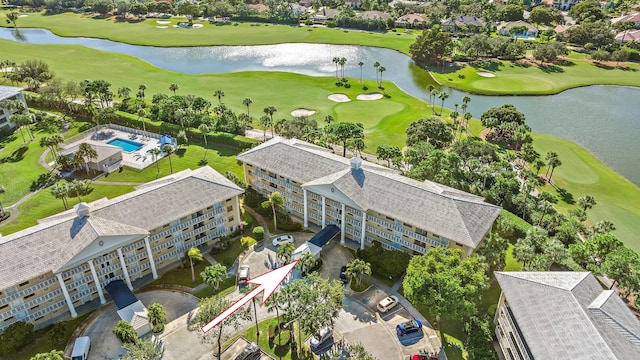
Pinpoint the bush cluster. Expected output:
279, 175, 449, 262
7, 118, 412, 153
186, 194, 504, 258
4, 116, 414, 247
356, 241, 410, 279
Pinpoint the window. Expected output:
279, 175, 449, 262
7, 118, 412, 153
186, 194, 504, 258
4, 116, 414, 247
228, 216, 234, 222
226, 206, 233, 212
18, 281, 29, 287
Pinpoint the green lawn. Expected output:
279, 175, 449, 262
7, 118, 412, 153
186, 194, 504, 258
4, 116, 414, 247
432, 58, 640, 95
146, 258, 211, 288
0, 182, 136, 235
12, 313, 91, 360
532, 133, 640, 253
0, 11, 415, 53
226, 317, 312, 360
211, 237, 245, 267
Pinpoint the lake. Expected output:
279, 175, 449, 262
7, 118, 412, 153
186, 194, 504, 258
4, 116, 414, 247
1, 27, 639, 186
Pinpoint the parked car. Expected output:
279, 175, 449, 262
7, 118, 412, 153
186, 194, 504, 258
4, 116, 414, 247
339, 265, 348, 284
234, 342, 261, 360
272, 234, 294, 247
238, 265, 250, 285
377, 295, 399, 313
310, 326, 333, 349
409, 355, 434, 360
396, 319, 422, 336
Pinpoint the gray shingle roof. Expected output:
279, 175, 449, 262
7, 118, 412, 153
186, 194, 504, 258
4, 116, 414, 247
60, 141, 121, 163
496, 272, 640, 360
0, 86, 22, 102
238, 138, 500, 248
0, 167, 243, 290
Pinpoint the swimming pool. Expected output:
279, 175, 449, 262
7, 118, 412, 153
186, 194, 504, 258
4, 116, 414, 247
107, 138, 144, 153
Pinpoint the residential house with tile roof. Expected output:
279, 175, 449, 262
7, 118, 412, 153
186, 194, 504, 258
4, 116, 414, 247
394, 13, 428, 28
495, 271, 640, 360
0, 86, 28, 132
236, 138, 501, 255
441, 15, 485, 33
497, 20, 539, 38
0, 167, 243, 331
612, 13, 640, 27
540, 0, 581, 10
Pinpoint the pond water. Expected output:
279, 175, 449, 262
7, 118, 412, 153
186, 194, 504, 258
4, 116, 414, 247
2, 28, 639, 186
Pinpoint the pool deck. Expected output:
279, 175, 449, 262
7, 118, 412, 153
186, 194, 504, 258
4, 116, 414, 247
63, 127, 168, 170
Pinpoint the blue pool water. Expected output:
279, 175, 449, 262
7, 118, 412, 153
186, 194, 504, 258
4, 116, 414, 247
107, 138, 144, 153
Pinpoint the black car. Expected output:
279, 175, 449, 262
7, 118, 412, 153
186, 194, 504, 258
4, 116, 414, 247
339, 266, 348, 284
234, 342, 260, 360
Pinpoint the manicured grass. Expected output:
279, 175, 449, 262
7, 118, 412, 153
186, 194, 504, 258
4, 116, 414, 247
532, 133, 640, 253
0, 11, 415, 53
349, 279, 372, 292
0, 182, 135, 235
148, 258, 211, 288
12, 313, 91, 360
0, 39, 431, 151
194, 277, 236, 299
226, 317, 312, 360
432, 58, 640, 95
211, 237, 245, 267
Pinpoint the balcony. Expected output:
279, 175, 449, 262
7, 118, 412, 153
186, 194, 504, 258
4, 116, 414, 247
253, 171, 300, 193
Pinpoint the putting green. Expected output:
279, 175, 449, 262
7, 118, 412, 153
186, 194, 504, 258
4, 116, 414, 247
469, 76, 555, 93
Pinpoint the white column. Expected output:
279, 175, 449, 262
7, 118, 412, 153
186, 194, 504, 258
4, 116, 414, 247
144, 237, 158, 280
235, 196, 242, 230
117, 248, 133, 290
88, 260, 106, 304
55, 274, 77, 318
340, 203, 346, 245
360, 211, 367, 250
321, 196, 326, 229
303, 189, 308, 228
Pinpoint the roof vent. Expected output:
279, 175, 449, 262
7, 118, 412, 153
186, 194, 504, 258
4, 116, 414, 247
350, 157, 362, 170
75, 202, 90, 218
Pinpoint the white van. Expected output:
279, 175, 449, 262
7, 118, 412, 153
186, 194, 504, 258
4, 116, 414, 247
71, 336, 90, 360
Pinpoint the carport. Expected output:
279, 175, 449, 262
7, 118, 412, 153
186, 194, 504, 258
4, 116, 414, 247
104, 280, 150, 336
292, 225, 340, 260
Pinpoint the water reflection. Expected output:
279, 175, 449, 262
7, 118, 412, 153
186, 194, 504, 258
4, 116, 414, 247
1, 27, 639, 185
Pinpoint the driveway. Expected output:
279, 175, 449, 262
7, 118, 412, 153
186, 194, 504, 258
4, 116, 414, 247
81, 290, 200, 359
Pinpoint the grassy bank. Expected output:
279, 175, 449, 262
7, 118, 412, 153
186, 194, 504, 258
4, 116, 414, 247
0, 11, 415, 53
532, 133, 640, 253
431, 58, 640, 95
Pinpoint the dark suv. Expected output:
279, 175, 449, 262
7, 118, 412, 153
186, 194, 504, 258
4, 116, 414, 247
339, 265, 348, 284
234, 342, 260, 360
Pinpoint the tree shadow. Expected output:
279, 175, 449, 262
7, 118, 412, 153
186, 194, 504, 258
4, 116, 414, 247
175, 148, 187, 157
593, 62, 614, 70
469, 60, 503, 72
556, 187, 575, 205
0, 134, 17, 148
0, 146, 28, 163
556, 60, 576, 67
538, 64, 564, 73
618, 65, 638, 72
427, 62, 463, 75
511, 61, 531, 69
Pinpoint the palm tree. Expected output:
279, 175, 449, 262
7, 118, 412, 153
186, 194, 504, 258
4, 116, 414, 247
113, 320, 138, 344
198, 123, 210, 158
358, 61, 364, 83
77, 143, 97, 173
169, 83, 179, 95
242, 97, 253, 118
338, 57, 347, 79
6, 12, 19, 28
213, 90, 225, 105
437, 91, 449, 116
147, 303, 167, 333
145, 148, 160, 177
345, 258, 371, 286
263, 105, 277, 137
548, 156, 562, 181
578, 195, 596, 212
268, 191, 285, 230
332, 57, 339, 79
138, 84, 147, 102
51, 182, 69, 209
373, 61, 380, 84
324, 115, 334, 124
259, 115, 271, 140
296, 252, 316, 275
426, 84, 435, 108
30, 350, 64, 360
200, 264, 227, 291
187, 247, 203, 282
162, 144, 174, 174
377, 66, 386, 88
544, 152, 560, 180
265, 291, 283, 342
70, 179, 87, 202
277, 242, 295, 264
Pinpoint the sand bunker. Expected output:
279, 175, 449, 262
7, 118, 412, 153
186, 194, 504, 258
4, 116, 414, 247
192, 24, 204, 28
291, 109, 316, 117
155, 26, 168, 29
18, 14, 28, 17
477, 71, 496, 78
328, 94, 350, 102
156, 20, 171, 24
357, 93, 383, 100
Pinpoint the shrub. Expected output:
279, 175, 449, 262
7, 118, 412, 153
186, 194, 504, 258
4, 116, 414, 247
252, 226, 265, 240
48, 322, 69, 345
0, 321, 34, 356
244, 186, 267, 208
241, 236, 257, 249
356, 241, 410, 279
276, 213, 302, 231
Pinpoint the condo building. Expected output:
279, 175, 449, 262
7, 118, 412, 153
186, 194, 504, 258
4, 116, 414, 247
236, 138, 501, 255
495, 272, 640, 360
0, 86, 28, 132
0, 167, 243, 331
